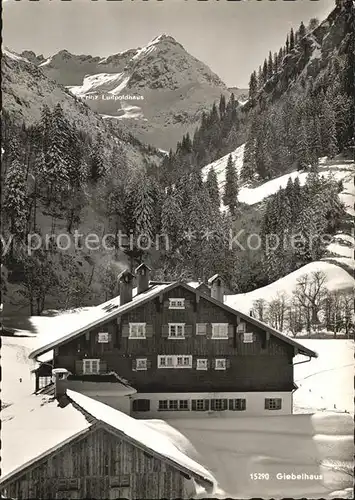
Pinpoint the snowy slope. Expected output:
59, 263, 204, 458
293, 339, 353, 415
202, 149, 354, 215
225, 261, 354, 316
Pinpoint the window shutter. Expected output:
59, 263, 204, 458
185, 299, 191, 308
185, 324, 192, 337
75, 360, 83, 374
204, 400, 210, 411
132, 359, 137, 371
228, 399, 234, 410
196, 323, 207, 335
99, 360, 107, 373
206, 324, 212, 338
264, 399, 269, 410
162, 324, 169, 338
223, 399, 228, 410
146, 359, 152, 369
192, 400, 197, 411
145, 324, 153, 338
121, 324, 129, 337
228, 324, 234, 338
226, 358, 231, 368
163, 300, 169, 308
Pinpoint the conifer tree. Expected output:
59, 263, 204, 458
286, 34, 290, 54
161, 191, 184, 253
219, 95, 226, 117
89, 134, 106, 182
262, 59, 268, 83
298, 21, 306, 40
267, 52, 273, 79
45, 104, 70, 204
223, 154, 238, 215
290, 28, 295, 51
206, 167, 220, 211
320, 100, 338, 158
257, 65, 262, 88
248, 71, 258, 102
295, 119, 311, 170
3, 159, 28, 237
278, 48, 283, 67
273, 52, 278, 73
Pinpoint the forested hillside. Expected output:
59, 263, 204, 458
1, 0, 353, 316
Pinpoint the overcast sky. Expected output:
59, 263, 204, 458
3, 0, 335, 88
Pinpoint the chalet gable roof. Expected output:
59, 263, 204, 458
29, 282, 317, 360
0, 390, 215, 491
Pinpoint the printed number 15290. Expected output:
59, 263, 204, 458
250, 473, 270, 480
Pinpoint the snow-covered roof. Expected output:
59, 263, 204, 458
29, 283, 173, 359
29, 282, 317, 360
1, 394, 91, 483
0, 390, 216, 490
68, 390, 215, 488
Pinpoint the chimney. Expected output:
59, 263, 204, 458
208, 274, 224, 302
118, 269, 135, 305
135, 263, 151, 294
52, 368, 71, 406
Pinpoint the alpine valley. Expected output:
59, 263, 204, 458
1, 0, 354, 345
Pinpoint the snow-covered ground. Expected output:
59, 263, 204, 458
202, 149, 355, 216
1, 336, 353, 498
293, 339, 353, 414
166, 339, 354, 498
225, 260, 354, 316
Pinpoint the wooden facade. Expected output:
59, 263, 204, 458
53, 285, 295, 394
1, 424, 195, 500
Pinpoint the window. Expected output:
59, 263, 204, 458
211, 323, 228, 339
265, 398, 282, 410
196, 358, 208, 370
158, 400, 169, 411
169, 298, 185, 309
129, 323, 146, 339
229, 399, 246, 411
110, 475, 130, 488
57, 478, 80, 491
196, 323, 207, 335
168, 323, 185, 338
109, 487, 130, 500
56, 492, 79, 499
132, 399, 150, 412
215, 358, 226, 370
158, 399, 190, 411
192, 399, 209, 411
237, 322, 246, 333
211, 399, 228, 411
158, 355, 192, 368
158, 355, 174, 368
39, 376, 52, 389
179, 400, 189, 410
243, 332, 254, 343
136, 358, 147, 371
176, 355, 192, 368
83, 359, 100, 374
168, 400, 178, 410
97, 332, 109, 343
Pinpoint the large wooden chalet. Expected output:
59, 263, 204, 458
30, 265, 317, 418
1, 370, 215, 499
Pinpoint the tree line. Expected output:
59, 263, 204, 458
252, 271, 354, 338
